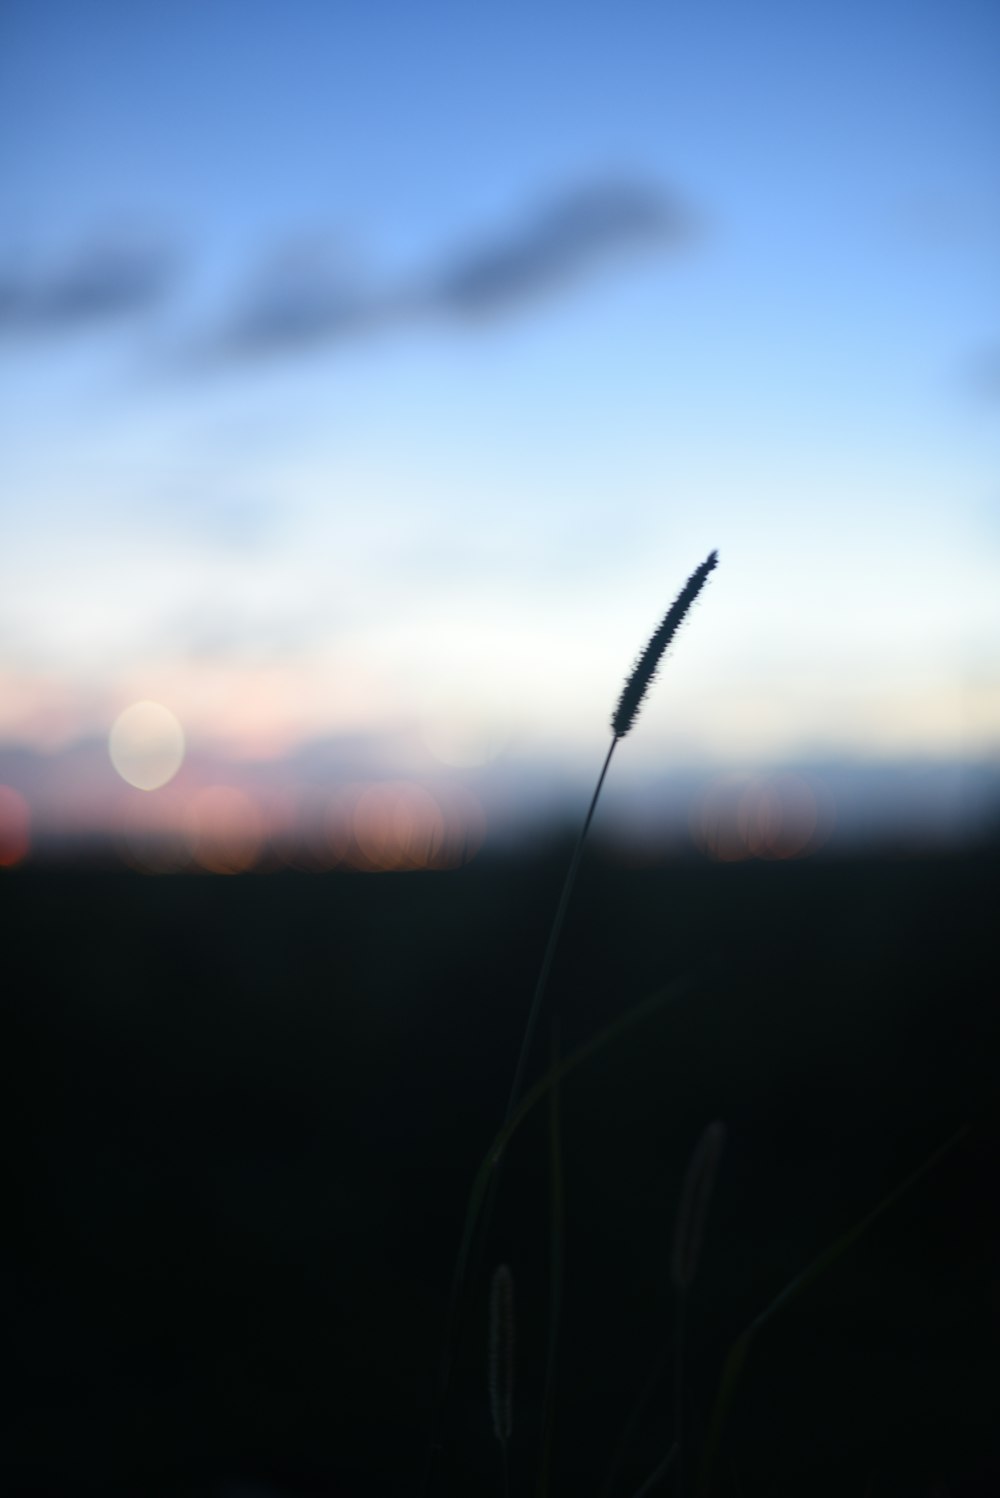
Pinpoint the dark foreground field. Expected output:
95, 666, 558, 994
4, 841, 999, 1498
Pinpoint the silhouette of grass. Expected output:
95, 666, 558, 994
697, 1120, 972, 1498
488, 1263, 514, 1498
421, 551, 719, 1495
418, 546, 980, 1498
538, 1016, 565, 1496
612, 550, 718, 741
672, 1122, 726, 1495
503, 550, 718, 1140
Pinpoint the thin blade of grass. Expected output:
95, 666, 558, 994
698, 1120, 972, 1497
422, 740, 620, 1498
601, 1347, 669, 1498
538, 1015, 566, 1497
629, 1442, 678, 1498
423, 969, 707, 1498
501, 737, 617, 1136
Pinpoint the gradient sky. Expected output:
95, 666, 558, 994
1, 0, 998, 854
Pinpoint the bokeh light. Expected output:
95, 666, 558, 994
319, 779, 487, 871
352, 781, 446, 871
0, 785, 31, 868
183, 785, 263, 874
108, 701, 185, 791
693, 772, 834, 862
325, 783, 367, 869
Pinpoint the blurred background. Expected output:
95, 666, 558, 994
2, 0, 998, 871
4, 7, 1000, 1498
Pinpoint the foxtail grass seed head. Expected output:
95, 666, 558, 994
671, 1120, 727, 1294
489, 1263, 515, 1444
611, 550, 718, 740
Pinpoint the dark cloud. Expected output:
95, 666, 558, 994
0, 238, 176, 336
0, 181, 696, 362
425, 179, 692, 318
211, 242, 380, 361
205, 177, 696, 363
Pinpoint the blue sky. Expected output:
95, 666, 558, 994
1, 0, 998, 855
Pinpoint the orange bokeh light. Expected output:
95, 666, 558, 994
325, 782, 367, 868
317, 780, 487, 871
694, 772, 832, 862
183, 785, 264, 874
352, 781, 447, 871
739, 774, 820, 860
0, 785, 30, 868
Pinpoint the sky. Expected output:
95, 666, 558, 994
1, 0, 998, 866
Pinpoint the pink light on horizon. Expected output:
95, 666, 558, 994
109, 775, 488, 874
692, 772, 835, 863
0, 785, 31, 868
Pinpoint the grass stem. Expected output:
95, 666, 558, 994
421, 737, 617, 1498
537, 1015, 566, 1496
422, 551, 718, 1496
501, 734, 618, 1139
698, 1120, 972, 1497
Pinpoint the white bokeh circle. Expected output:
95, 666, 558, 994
109, 701, 186, 791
